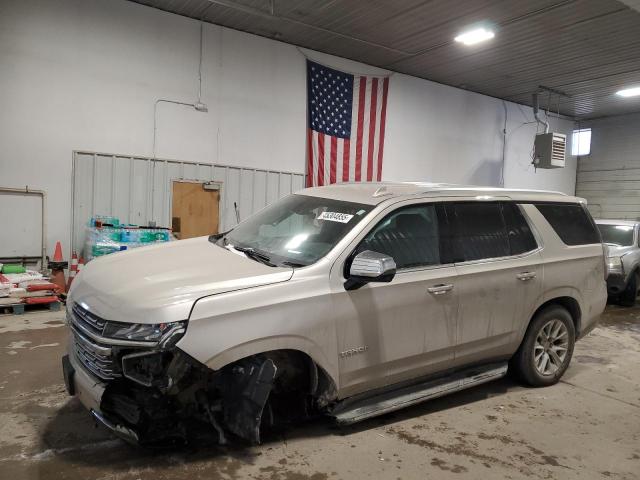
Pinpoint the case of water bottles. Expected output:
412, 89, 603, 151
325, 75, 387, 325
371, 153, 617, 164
84, 216, 172, 261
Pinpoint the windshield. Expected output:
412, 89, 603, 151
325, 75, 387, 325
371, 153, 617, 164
597, 224, 635, 246
215, 194, 373, 267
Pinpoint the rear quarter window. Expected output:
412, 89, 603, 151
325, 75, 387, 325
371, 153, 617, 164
534, 203, 600, 245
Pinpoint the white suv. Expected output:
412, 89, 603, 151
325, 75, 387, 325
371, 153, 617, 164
62, 182, 607, 446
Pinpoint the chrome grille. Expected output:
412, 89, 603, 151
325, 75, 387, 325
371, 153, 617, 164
72, 330, 121, 381
71, 302, 107, 335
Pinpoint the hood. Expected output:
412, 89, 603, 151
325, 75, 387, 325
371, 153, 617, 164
604, 244, 635, 257
69, 237, 293, 324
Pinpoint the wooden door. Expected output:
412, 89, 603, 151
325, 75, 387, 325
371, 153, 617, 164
171, 182, 219, 239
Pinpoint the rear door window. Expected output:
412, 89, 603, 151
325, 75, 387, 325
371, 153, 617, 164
445, 202, 510, 262
502, 203, 538, 255
534, 203, 600, 245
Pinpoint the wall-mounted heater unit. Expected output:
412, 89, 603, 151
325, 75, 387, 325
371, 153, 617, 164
534, 132, 566, 169
531, 92, 566, 169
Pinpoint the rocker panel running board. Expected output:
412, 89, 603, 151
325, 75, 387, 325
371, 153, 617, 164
331, 362, 508, 425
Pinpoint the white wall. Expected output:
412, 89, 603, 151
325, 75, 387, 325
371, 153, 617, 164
0, 0, 577, 258
383, 74, 576, 191
576, 113, 640, 219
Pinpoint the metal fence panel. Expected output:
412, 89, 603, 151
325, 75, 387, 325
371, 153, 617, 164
71, 151, 305, 254
113, 156, 132, 224
252, 170, 267, 213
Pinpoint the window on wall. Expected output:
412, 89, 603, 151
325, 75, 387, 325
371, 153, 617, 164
571, 128, 591, 156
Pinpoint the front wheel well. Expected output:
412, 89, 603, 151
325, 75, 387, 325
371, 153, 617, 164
530, 296, 581, 335
224, 349, 337, 406
214, 349, 337, 444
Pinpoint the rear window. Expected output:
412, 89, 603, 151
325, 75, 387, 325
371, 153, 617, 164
534, 203, 600, 245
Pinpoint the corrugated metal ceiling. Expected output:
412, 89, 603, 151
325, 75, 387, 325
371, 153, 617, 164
129, 0, 640, 119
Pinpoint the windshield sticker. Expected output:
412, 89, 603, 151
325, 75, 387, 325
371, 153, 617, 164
317, 211, 354, 223
356, 209, 366, 216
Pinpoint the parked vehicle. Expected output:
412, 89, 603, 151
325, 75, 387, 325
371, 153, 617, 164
595, 219, 640, 306
62, 183, 607, 446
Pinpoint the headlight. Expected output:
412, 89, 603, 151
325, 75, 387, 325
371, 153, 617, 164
606, 256, 623, 275
103, 320, 187, 345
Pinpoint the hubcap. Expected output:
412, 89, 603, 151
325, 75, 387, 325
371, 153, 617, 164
534, 319, 569, 376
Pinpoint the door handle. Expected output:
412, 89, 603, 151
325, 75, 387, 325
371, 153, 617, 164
427, 284, 454, 295
516, 272, 537, 281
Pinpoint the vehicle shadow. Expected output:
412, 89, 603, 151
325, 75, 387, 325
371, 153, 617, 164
281, 375, 520, 441
37, 374, 524, 472
37, 398, 261, 470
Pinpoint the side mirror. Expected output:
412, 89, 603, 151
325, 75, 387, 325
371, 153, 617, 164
345, 250, 397, 291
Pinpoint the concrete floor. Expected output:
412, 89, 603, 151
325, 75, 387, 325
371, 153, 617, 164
0, 306, 638, 480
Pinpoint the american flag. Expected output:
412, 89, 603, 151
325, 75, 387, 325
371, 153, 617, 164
306, 60, 390, 187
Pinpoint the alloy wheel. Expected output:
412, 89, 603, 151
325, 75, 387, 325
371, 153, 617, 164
533, 319, 569, 376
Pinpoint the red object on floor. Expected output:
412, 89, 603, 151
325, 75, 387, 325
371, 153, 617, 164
67, 251, 78, 290
52, 241, 64, 262
78, 257, 85, 273
25, 296, 58, 305
25, 282, 60, 292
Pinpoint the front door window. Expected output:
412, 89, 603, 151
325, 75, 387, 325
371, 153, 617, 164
356, 204, 442, 269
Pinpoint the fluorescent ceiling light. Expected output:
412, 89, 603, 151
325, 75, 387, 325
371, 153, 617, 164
616, 87, 640, 98
454, 27, 495, 45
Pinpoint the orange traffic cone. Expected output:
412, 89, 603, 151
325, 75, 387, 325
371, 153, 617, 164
66, 251, 78, 290
49, 241, 68, 294
52, 241, 64, 262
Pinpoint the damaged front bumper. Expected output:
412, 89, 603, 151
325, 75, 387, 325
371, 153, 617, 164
63, 333, 279, 446
63, 349, 140, 444
63, 348, 105, 413
62, 302, 326, 446
91, 409, 140, 444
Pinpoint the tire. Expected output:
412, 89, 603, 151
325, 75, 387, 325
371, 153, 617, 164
618, 272, 638, 307
510, 306, 575, 387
